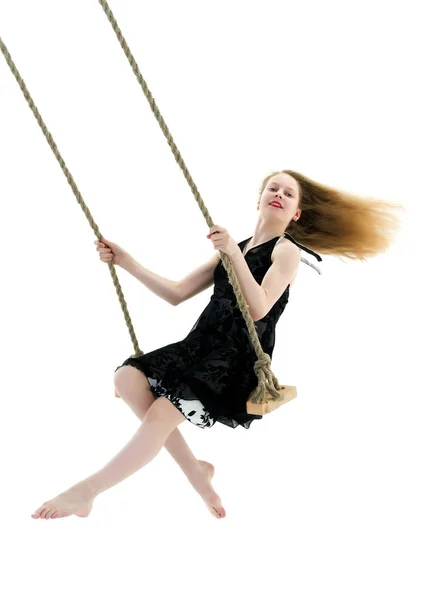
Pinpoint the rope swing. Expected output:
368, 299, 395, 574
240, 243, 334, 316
0, 3, 299, 415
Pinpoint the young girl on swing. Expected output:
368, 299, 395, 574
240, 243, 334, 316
31, 169, 404, 521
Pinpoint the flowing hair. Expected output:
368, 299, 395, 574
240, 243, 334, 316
259, 170, 406, 262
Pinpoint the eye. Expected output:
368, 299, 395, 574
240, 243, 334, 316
269, 187, 292, 197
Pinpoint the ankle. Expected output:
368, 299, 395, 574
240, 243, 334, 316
185, 460, 204, 481
78, 477, 103, 499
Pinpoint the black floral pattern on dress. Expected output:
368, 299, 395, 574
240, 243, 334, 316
114, 233, 322, 430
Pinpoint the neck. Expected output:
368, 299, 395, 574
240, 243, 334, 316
250, 223, 289, 246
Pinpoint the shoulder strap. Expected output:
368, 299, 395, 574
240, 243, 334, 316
275, 232, 323, 275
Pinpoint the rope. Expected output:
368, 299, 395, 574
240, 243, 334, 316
0, 35, 141, 359
96, 0, 282, 404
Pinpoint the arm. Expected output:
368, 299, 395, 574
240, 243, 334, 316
121, 256, 182, 306
228, 240, 301, 321
122, 251, 221, 306
175, 251, 221, 304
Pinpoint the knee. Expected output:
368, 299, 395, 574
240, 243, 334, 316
113, 365, 132, 391
114, 364, 150, 396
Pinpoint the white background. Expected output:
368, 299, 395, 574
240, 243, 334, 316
1, 1, 427, 598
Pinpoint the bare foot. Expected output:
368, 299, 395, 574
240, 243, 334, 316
31, 482, 95, 520
190, 460, 226, 519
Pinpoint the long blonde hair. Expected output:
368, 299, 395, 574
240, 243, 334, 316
259, 170, 406, 262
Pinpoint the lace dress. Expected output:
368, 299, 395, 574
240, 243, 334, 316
114, 232, 322, 429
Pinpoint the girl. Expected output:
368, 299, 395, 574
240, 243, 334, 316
31, 169, 404, 521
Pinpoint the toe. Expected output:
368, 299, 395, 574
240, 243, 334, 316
210, 506, 224, 519
32, 504, 46, 518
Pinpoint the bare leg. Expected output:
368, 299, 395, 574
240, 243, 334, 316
31, 396, 184, 519
30, 368, 226, 520
31, 397, 226, 520
113, 366, 223, 519
114, 366, 214, 484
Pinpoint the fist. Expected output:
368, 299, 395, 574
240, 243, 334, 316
206, 225, 239, 258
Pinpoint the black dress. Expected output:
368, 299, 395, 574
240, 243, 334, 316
114, 232, 322, 429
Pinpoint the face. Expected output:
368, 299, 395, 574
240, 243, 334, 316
258, 173, 301, 224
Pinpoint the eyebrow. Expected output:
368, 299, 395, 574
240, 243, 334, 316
269, 182, 297, 194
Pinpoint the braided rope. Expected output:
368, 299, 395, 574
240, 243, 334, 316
0, 35, 142, 358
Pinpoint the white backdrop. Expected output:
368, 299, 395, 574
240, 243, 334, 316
0, 1, 426, 599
